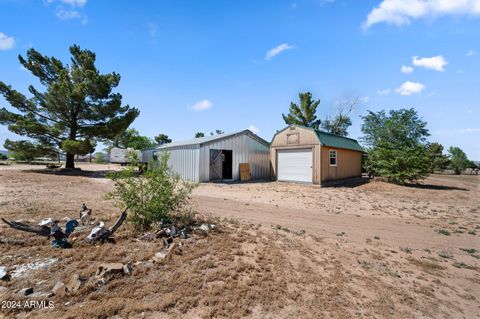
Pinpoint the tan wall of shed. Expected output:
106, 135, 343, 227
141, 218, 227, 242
320, 147, 362, 182
270, 126, 322, 184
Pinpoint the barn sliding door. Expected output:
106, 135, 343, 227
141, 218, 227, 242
209, 149, 223, 181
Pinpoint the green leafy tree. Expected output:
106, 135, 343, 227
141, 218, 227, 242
282, 92, 321, 129
154, 133, 172, 145
361, 108, 431, 184
426, 142, 449, 172
93, 152, 106, 163
107, 152, 196, 230
195, 132, 205, 138
448, 147, 470, 174
0, 45, 139, 169
106, 128, 155, 151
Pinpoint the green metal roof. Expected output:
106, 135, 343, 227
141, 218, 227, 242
315, 130, 364, 152
272, 124, 364, 152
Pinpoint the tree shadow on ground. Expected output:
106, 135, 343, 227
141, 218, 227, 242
404, 183, 469, 191
320, 177, 370, 188
25, 168, 116, 179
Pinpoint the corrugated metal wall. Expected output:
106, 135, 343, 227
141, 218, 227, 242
142, 149, 155, 163
199, 134, 270, 182
155, 146, 201, 182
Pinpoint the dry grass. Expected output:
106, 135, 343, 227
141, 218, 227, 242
0, 164, 479, 318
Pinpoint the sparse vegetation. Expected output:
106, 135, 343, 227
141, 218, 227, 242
438, 251, 453, 259
438, 229, 451, 236
453, 262, 477, 270
107, 152, 196, 230
460, 248, 477, 254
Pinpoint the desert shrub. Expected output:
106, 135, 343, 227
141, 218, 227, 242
438, 229, 451, 236
107, 152, 196, 230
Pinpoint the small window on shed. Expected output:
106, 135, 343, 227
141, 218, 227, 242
329, 150, 337, 166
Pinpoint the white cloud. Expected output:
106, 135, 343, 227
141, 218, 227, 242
466, 50, 478, 56
60, 0, 87, 7
395, 81, 425, 96
363, 0, 480, 29
265, 43, 294, 60
56, 9, 81, 20
458, 128, 480, 133
377, 88, 391, 95
248, 125, 260, 134
191, 99, 213, 111
359, 96, 369, 103
0, 32, 14, 51
401, 65, 414, 73
412, 55, 448, 71
48, 0, 87, 23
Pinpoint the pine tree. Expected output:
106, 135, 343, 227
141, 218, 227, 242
426, 142, 449, 172
0, 45, 139, 168
154, 133, 172, 145
282, 92, 321, 129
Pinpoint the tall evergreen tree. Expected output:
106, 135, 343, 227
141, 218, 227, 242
426, 142, 449, 172
0, 45, 139, 168
154, 133, 172, 145
282, 92, 321, 129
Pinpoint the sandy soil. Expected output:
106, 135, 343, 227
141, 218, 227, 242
0, 163, 479, 318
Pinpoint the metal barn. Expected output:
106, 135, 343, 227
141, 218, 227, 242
142, 130, 270, 183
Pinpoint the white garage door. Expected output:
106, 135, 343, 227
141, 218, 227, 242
277, 148, 312, 183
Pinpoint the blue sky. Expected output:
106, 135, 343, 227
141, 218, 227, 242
0, 0, 479, 159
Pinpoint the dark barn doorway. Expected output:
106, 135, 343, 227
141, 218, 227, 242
209, 149, 233, 181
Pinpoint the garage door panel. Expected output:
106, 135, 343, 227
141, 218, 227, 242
277, 149, 312, 183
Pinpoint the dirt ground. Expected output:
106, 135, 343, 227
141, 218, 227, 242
0, 163, 479, 318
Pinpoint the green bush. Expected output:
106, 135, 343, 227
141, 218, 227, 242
361, 109, 431, 184
106, 152, 196, 230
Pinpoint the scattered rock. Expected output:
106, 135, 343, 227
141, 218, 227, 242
199, 224, 210, 232
152, 251, 169, 262
67, 274, 87, 293
11, 258, 59, 278
52, 281, 67, 297
163, 237, 173, 247
0, 286, 8, 294
18, 287, 34, 296
0, 266, 10, 281
29, 291, 52, 298
123, 263, 133, 276
96, 263, 125, 281
140, 232, 154, 241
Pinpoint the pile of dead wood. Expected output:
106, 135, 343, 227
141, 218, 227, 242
1, 204, 127, 248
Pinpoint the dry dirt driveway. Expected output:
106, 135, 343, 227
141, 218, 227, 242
193, 176, 479, 251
